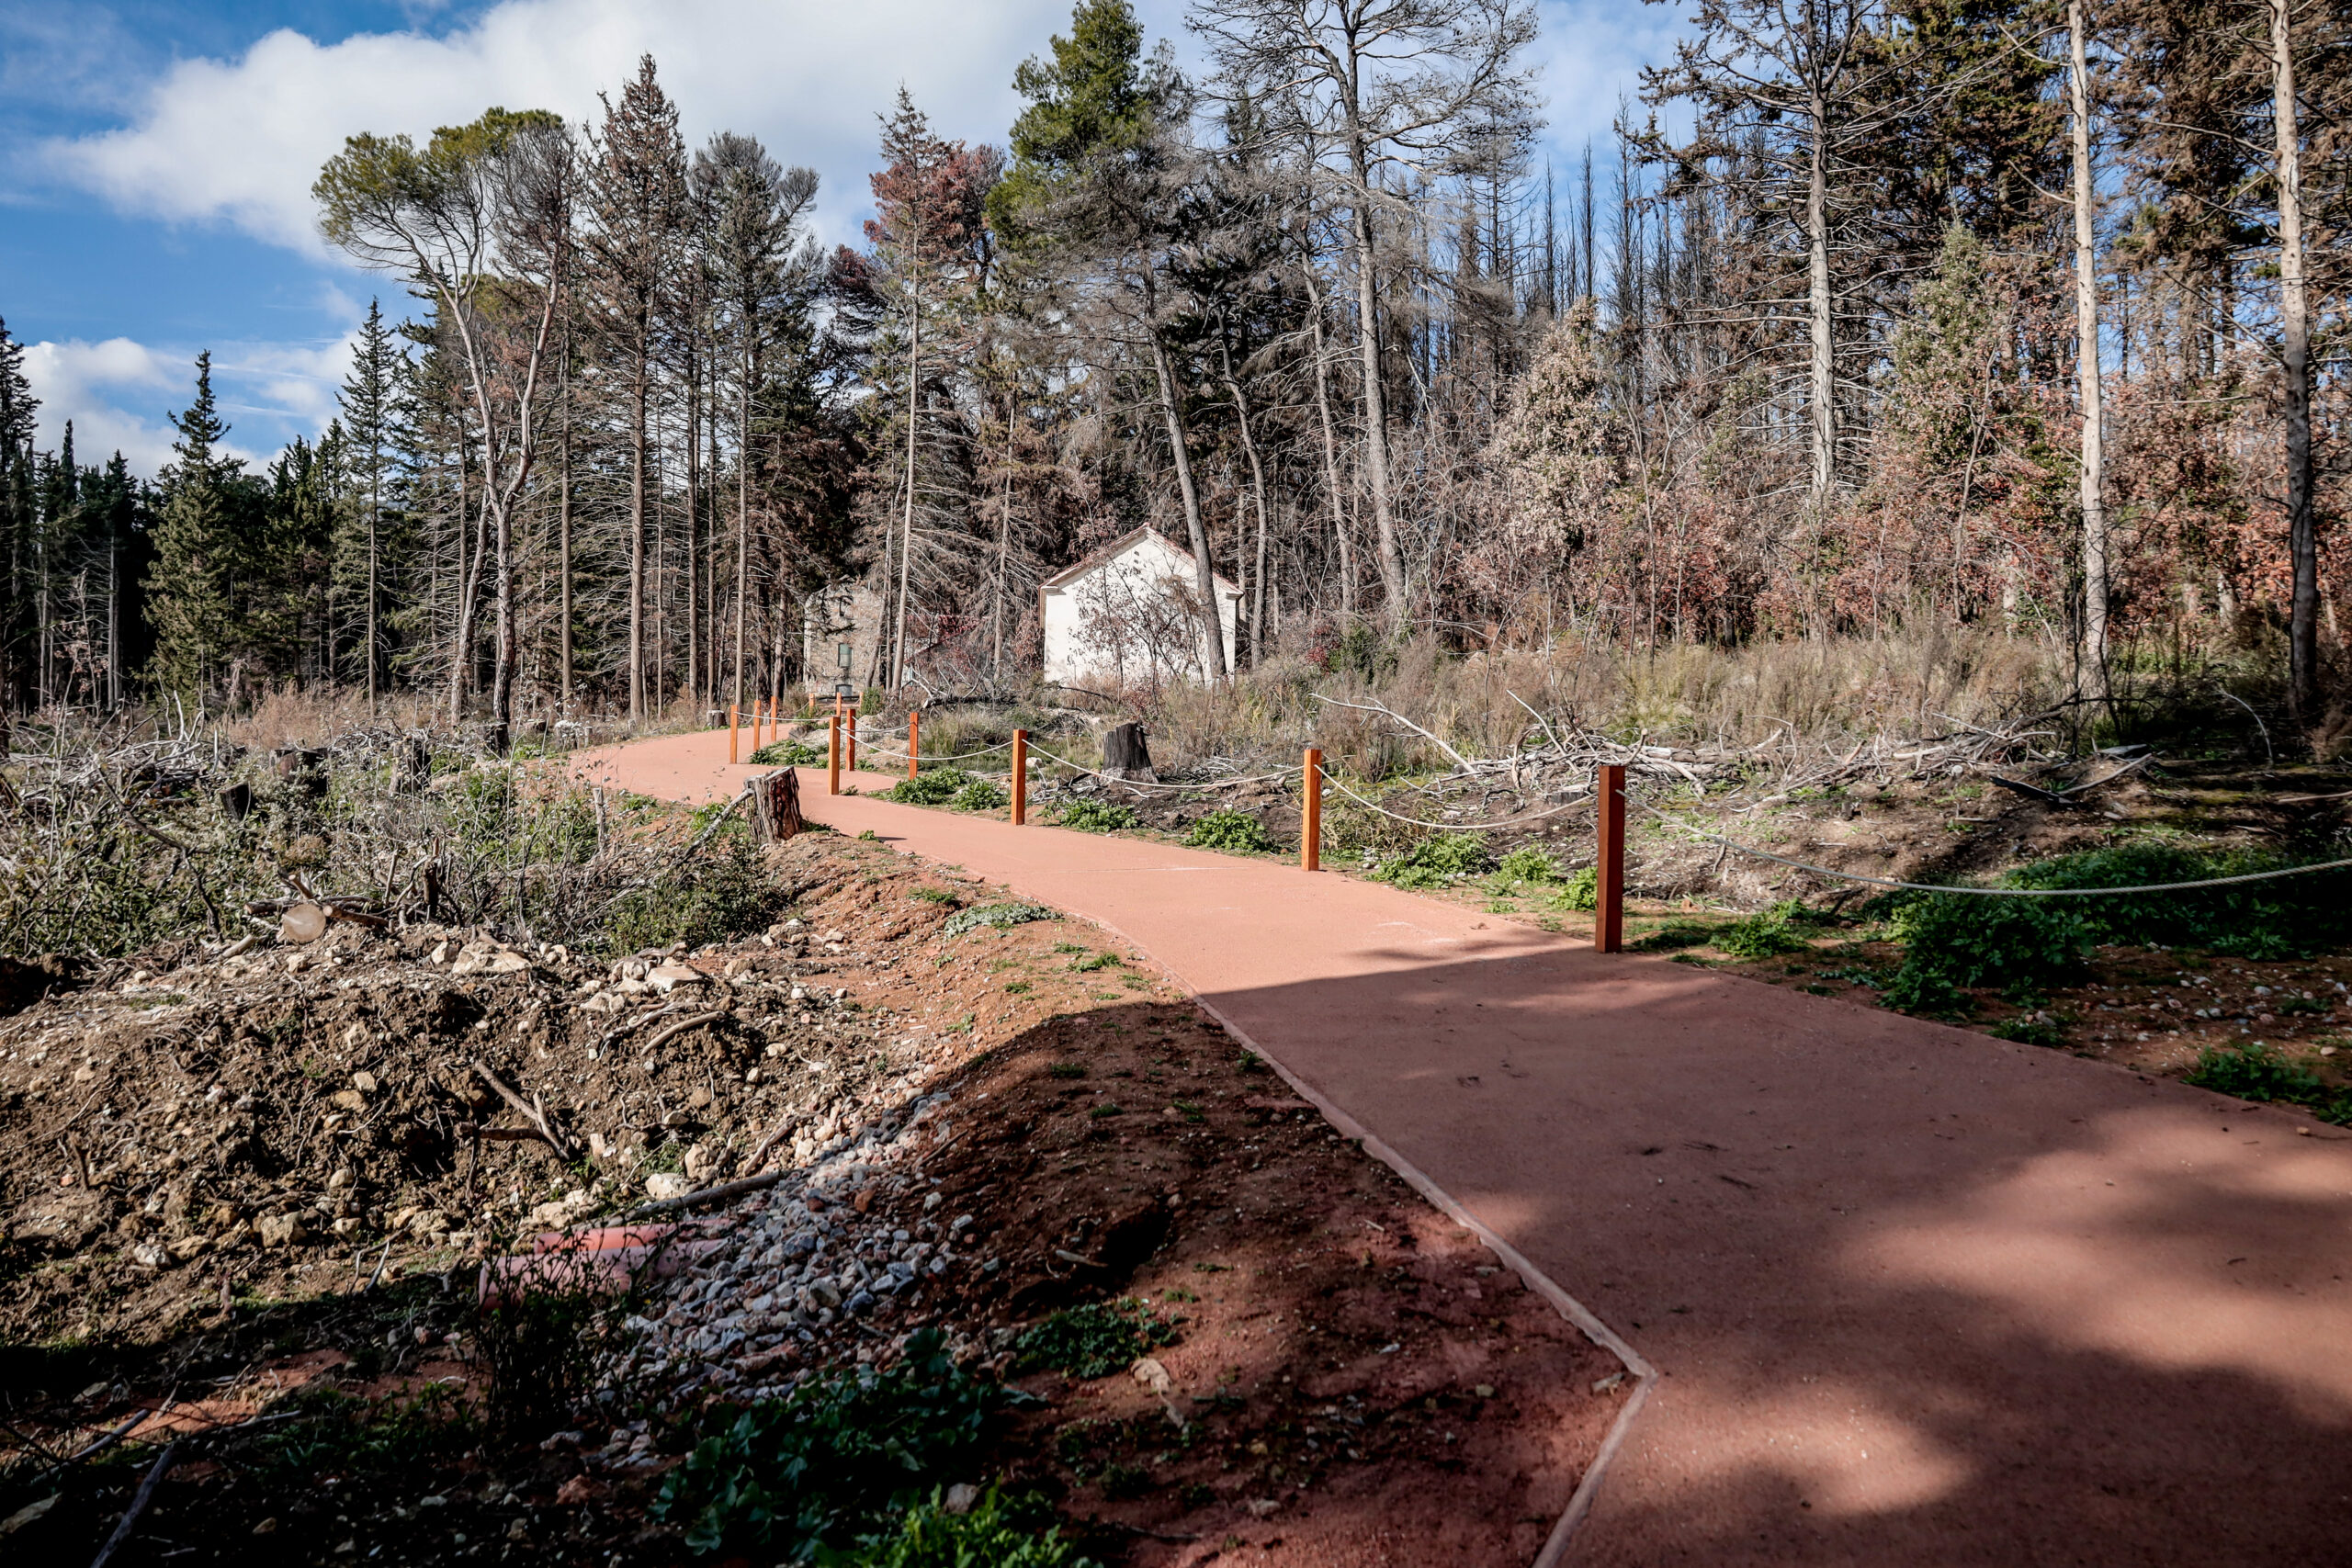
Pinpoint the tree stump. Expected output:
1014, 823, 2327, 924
217, 782, 253, 822
750, 768, 806, 843
396, 735, 432, 794
1101, 722, 1156, 783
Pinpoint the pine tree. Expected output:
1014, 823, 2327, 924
144, 354, 244, 702
336, 299, 407, 708
0, 316, 37, 713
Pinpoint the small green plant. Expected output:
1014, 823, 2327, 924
944, 902, 1054, 936
750, 739, 826, 766
1047, 1063, 1086, 1078
1185, 809, 1276, 854
1004, 980, 1032, 994
952, 778, 1007, 812
1549, 865, 1600, 911
851, 1488, 1100, 1567
1374, 832, 1496, 889
888, 768, 972, 806
1070, 953, 1119, 972
1495, 846, 1561, 884
1713, 901, 1817, 961
911, 886, 957, 905
652, 1328, 1012, 1557
2185, 1042, 2333, 1109
1058, 800, 1138, 833
1631, 920, 1715, 952
1016, 1299, 1178, 1381
1989, 1015, 2067, 1047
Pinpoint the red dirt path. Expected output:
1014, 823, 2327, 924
576, 729, 2352, 1566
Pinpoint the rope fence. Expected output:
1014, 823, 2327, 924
1630, 795, 2352, 897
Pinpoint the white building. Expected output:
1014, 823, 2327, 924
1039, 527, 1242, 689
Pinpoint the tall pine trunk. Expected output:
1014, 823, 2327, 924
2271, 0, 2317, 716
2070, 0, 2109, 702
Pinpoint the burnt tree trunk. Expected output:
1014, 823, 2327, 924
1102, 723, 1156, 783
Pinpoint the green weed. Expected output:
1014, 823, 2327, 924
1185, 810, 1276, 854
952, 778, 1007, 813
1057, 800, 1138, 834
2183, 1042, 2348, 1122
1374, 833, 1495, 889
750, 739, 826, 766
1015, 1300, 1178, 1381
1495, 846, 1562, 884
850, 1488, 1100, 1567
652, 1328, 1013, 1558
944, 903, 1054, 937
1549, 865, 1600, 912
887, 769, 971, 807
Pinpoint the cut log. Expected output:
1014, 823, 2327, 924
396, 735, 432, 794
218, 782, 253, 821
750, 768, 806, 842
1102, 722, 1157, 783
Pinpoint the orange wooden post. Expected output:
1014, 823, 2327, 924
1011, 729, 1028, 824
1595, 762, 1625, 953
1301, 748, 1322, 871
828, 714, 842, 795
907, 709, 920, 780
728, 703, 740, 764
754, 699, 767, 755
845, 711, 857, 773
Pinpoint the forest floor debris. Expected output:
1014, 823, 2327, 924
0, 807, 1623, 1564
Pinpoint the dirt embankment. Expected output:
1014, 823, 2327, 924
1, 822, 1624, 1565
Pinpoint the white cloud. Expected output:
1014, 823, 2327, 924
44, 0, 1080, 257
23, 333, 353, 476
40, 1, 1663, 261
22, 337, 184, 473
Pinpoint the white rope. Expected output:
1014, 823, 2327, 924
860, 738, 1020, 761
1320, 773, 1593, 831
1023, 743, 1301, 792
1634, 797, 2352, 897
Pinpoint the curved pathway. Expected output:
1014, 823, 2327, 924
577, 728, 2352, 1565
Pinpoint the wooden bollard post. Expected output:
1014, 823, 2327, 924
1301, 748, 1323, 871
753, 699, 767, 756
828, 714, 842, 795
1012, 729, 1028, 824
846, 709, 857, 773
728, 703, 740, 764
1596, 762, 1625, 953
907, 710, 920, 780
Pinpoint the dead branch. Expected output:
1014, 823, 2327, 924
469, 1060, 572, 1161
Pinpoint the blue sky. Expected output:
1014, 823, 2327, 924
1, 0, 1679, 476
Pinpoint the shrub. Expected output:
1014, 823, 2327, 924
888, 768, 971, 807
1375, 832, 1495, 888
1495, 846, 1561, 884
952, 778, 1007, 813
1186, 810, 1275, 853
1882, 891, 2093, 1008
1057, 800, 1138, 834
1015, 1299, 1177, 1381
652, 1328, 1012, 1557
852, 1489, 1100, 1567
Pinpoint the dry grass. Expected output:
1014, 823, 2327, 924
1133, 627, 2076, 778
